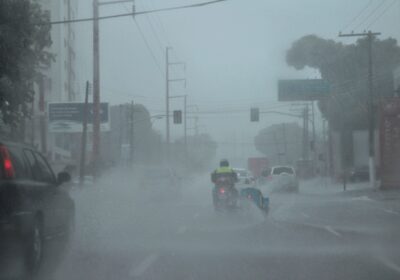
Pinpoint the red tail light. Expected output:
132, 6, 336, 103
219, 188, 226, 194
0, 146, 15, 179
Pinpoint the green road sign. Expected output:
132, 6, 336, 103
278, 79, 330, 101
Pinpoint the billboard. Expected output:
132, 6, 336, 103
278, 79, 330, 101
380, 98, 400, 189
49, 102, 110, 133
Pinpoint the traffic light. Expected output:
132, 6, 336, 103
250, 107, 259, 122
173, 110, 182, 124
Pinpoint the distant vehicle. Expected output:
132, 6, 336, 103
247, 157, 269, 179
349, 166, 369, 182
264, 165, 299, 193
233, 168, 254, 185
0, 141, 74, 278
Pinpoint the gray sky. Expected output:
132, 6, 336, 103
73, 0, 400, 163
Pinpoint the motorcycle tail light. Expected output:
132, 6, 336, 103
219, 188, 225, 194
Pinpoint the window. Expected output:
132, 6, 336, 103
24, 149, 55, 184
8, 147, 28, 179
272, 167, 294, 175
34, 152, 55, 184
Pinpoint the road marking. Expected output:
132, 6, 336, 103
129, 253, 159, 278
382, 209, 400, 216
324, 225, 342, 237
177, 225, 188, 234
302, 222, 342, 237
377, 255, 400, 274
351, 196, 372, 202
301, 212, 310, 218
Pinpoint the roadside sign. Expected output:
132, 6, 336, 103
49, 102, 110, 133
278, 79, 330, 101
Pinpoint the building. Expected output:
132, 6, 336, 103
31, 0, 80, 167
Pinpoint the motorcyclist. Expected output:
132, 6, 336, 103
211, 159, 238, 208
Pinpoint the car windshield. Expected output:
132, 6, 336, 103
3, 1, 400, 279
272, 167, 294, 175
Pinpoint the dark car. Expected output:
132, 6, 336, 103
349, 166, 370, 182
0, 141, 74, 278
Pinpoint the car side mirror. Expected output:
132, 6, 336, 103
57, 171, 71, 185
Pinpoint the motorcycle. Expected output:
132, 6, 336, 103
213, 176, 238, 211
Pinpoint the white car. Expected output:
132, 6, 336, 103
233, 168, 254, 185
265, 166, 299, 193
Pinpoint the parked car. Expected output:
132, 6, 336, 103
349, 166, 370, 182
264, 165, 299, 193
0, 141, 74, 278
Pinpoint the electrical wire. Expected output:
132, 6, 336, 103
366, 0, 397, 29
340, 0, 373, 32
43, 0, 228, 25
353, 0, 387, 31
133, 19, 164, 76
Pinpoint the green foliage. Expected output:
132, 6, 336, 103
286, 35, 400, 130
0, 0, 52, 127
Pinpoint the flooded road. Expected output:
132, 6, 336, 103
40, 171, 400, 280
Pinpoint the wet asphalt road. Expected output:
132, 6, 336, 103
38, 173, 400, 280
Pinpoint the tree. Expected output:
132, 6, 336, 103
0, 0, 52, 129
286, 35, 400, 131
254, 123, 304, 164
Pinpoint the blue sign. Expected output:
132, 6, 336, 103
278, 79, 330, 101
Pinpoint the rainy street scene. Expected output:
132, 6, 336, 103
1, 0, 400, 279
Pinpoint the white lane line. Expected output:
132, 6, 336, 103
129, 253, 159, 278
351, 196, 373, 202
377, 255, 400, 274
301, 212, 310, 218
324, 225, 342, 237
302, 222, 342, 238
382, 209, 400, 216
177, 225, 188, 234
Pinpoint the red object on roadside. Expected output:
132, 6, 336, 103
248, 157, 269, 178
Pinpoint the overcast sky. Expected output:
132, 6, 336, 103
72, 0, 400, 163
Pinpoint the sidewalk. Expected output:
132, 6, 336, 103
300, 178, 400, 201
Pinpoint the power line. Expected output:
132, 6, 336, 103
133, 19, 164, 76
366, 0, 397, 29
340, 0, 373, 32
353, 0, 387, 31
43, 0, 228, 25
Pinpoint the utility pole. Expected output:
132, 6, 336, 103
282, 123, 288, 164
92, 0, 135, 177
38, 77, 47, 155
118, 104, 123, 161
165, 47, 186, 161
165, 47, 171, 155
129, 101, 134, 166
92, 0, 100, 178
339, 30, 381, 188
79, 81, 90, 186
311, 101, 316, 175
302, 106, 309, 161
